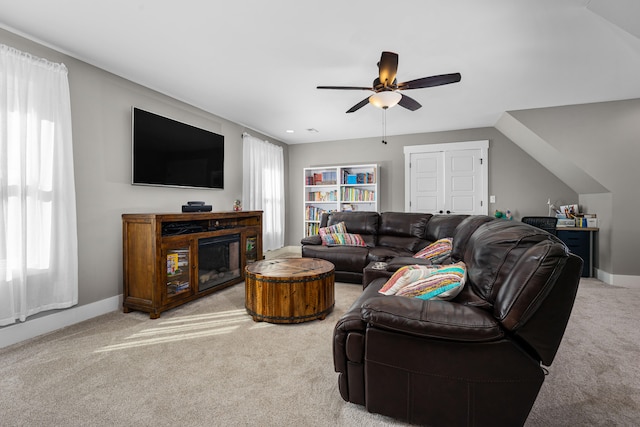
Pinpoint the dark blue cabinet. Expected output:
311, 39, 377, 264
557, 229, 594, 277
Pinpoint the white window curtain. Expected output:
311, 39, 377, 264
0, 44, 78, 326
242, 133, 285, 251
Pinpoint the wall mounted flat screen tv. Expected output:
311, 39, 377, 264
132, 107, 224, 189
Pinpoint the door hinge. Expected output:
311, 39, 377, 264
480, 200, 483, 207
480, 158, 484, 165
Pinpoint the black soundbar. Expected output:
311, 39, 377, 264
181, 204, 212, 212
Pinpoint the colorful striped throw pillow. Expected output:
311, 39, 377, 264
413, 237, 453, 263
321, 232, 366, 247
318, 221, 347, 237
318, 221, 366, 247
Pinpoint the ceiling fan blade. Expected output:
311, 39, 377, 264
398, 94, 422, 111
397, 73, 462, 90
346, 97, 371, 113
378, 51, 399, 88
317, 85, 373, 91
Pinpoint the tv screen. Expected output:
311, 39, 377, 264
132, 107, 224, 189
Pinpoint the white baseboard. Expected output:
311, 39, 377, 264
611, 274, 640, 289
595, 269, 613, 285
0, 294, 123, 349
594, 269, 640, 289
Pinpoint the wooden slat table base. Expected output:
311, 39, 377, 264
245, 258, 335, 324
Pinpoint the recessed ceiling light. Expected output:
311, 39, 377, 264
286, 129, 294, 133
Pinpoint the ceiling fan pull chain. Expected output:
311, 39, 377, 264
382, 107, 388, 144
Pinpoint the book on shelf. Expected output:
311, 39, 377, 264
342, 169, 350, 184
308, 170, 337, 185
307, 190, 337, 201
305, 205, 328, 221
305, 222, 320, 236
342, 171, 375, 185
167, 253, 179, 275
340, 187, 375, 202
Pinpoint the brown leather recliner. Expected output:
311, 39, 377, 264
333, 219, 583, 426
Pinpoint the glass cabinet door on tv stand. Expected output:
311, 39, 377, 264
163, 241, 194, 304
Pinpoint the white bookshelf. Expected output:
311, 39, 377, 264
303, 164, 379, 237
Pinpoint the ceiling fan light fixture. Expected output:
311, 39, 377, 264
369, 91, 402, 109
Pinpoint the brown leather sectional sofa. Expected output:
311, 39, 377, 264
328, 214, 583, 426
301, 211, 469, 284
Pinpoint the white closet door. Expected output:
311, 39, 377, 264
405, 141, 488, 215
444, 149, 483, 214
409, 152, 443, 213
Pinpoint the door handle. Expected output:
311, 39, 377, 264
439, 210, 444, 214
446, 210, 451, 214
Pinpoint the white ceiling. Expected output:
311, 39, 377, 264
1, 0, 639, 145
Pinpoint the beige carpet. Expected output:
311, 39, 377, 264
0, 277, 638, 426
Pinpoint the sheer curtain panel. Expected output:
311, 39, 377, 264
242, 133, 285, 251
0, 44, 78, 326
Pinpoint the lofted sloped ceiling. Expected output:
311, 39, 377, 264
587, 0, 640, 39
495, 112, 609, 194
0, 1, 639, 145
494, 0, 640, 196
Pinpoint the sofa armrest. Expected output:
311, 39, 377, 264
301, 234, 322, 245
361, 297, 503, 342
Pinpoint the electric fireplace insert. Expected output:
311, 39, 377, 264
198, 234, 241, 292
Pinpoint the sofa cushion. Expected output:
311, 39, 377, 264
326, 211, 379, 234
463, 220, 567, 314
301, 244, 369, 273
325, 212, 379, 247
300, 234, 321, 245
360, 285, 504, 342
376, 235, 424, 252
376, 212, 432, 252
424, 214, 468, 241
450, 215, 496, 262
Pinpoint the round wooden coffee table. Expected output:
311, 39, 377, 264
245, 258, 335, 324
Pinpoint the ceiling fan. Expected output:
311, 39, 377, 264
317, 51, 461, 113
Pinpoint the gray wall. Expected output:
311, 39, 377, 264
287, 128, 578, 246
509, 99, 640, 277
0, 28, 288, 311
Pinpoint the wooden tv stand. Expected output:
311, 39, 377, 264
122, 211, 262, 318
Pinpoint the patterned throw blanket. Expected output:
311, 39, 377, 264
378, 262, 466, 301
